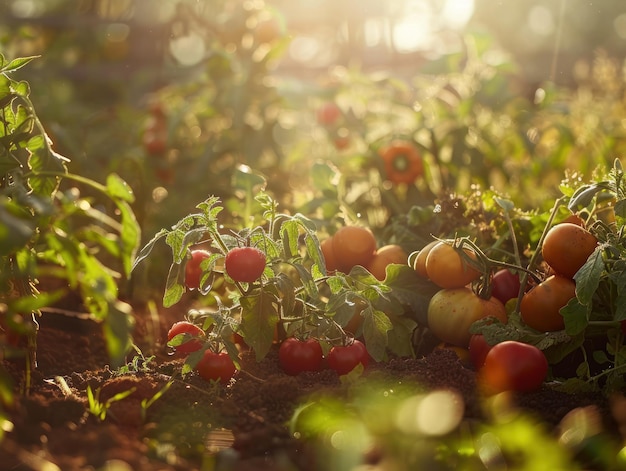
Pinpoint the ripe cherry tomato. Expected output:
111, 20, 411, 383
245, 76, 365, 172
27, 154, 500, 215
327, 339, 370, 375
468, 334, 493, 370
427, 287, 507, 347
331, 226, 377, 273
412, 240, 439, 279
196, 350, 237, 385
425, 241, 481, 289
224, 247, 267, 283
185, 249, 211, 290
490, 269, 521, 305
379, 140, 423, 185
320, 237, 338, 273
167, 321, 205, 354
520, 275, 576, 332
278, 337, 323, 375
316, 102, 341, 126
541, 222, 598, 279
366, 244, 407, 281
479, 341, 548, 394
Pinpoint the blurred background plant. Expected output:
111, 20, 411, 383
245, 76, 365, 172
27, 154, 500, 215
3, 0, 626, 296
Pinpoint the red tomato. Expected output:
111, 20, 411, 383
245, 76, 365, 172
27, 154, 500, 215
224, 247, 267, 283
316, 102, 341, 126
520, 275, 576, 332
327, 339, 370, 375
479, 341, 548, 394
541, 222, 598, 279
196, 351, 237, 385
167, 321, 205, 354
468, 334, 493, 370
185, 249, 211, 290
427, 287, 507, 347
490, 269, 521, 305
425, 241, 481, 289
278, 337, 323, 375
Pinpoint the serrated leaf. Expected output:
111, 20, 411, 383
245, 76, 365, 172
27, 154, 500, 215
280, 219, 300, 258
386, 315, 417, 357
241, 290, 280, 361
163, 263, 185, 307
561, 297, 589, 336
362, 308, 392, 362
385, 264, 439, 325
573, 248, 604, 305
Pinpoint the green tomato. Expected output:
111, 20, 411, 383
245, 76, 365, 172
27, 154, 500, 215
427, 287, 507, 347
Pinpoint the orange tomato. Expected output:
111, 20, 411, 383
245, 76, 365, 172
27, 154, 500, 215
320, 237, 338, 273
412, 240, 440, 278
541, 222, 598, 279
520, 275, 576, 332
332, 226, 377, 273
425, 241, 481, 289
366, 244, 408, 281
379, 140, 423, 184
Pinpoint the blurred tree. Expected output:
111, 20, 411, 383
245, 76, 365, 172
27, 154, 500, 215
470, 0, 626, 86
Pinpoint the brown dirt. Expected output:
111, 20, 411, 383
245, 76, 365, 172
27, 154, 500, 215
0, 304, 624, 471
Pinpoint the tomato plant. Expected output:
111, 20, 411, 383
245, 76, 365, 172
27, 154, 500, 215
479, 341, 548, 394
224, 246, 267, 283
378, 140, 423, 185
427, 287, 507, 347
320, 237, 338, 273
490, 269, 521, 305
184, 249, 212, 290
520, 275, 576, 332
425, 241, 481, 289
541, 222, 598, 279
167, 321, 205, 355
327, 339, 370, 375
196, 350, 237, 385
278, 337, 324, 376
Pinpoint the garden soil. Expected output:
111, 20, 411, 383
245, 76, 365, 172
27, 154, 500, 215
1, 302, 625, 471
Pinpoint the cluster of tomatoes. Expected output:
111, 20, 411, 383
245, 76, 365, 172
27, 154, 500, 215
321, 225, 407, 281
411, 214, 601, 394
168, 238, 381, 383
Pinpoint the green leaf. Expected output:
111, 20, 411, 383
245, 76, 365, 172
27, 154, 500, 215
362, 308, 392, 362
132, 228, 168, 271
102, 300, 134, 368
1, 56, 39, 74
241, 290, 280, 361
385, 264, 439, 325
561, 297, 589, 336
115, 200, 140, 276
386, 315, 417, 358
280, 219, 300, 258
163, 263, 185, 307
106, 173, 135, 203
573, 248, 604, 305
